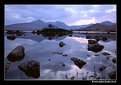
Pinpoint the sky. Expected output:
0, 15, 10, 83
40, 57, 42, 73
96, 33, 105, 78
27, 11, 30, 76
5, 5, 116, 26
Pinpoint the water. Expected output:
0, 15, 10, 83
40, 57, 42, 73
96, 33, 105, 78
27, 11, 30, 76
4, 32, 116, 80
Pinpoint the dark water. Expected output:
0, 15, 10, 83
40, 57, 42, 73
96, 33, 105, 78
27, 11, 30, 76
4, 32, 116, 80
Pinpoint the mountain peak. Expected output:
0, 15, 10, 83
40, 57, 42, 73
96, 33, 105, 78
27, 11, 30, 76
101, 21, 114, 26
31, 19, 44, 23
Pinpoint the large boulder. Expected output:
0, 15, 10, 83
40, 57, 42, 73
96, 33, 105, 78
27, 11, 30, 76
71, 57, 86, 69
59, 41, 65, 47
87, 39, 104, 53
18, 60, 40, 78
7, 46, 25, 62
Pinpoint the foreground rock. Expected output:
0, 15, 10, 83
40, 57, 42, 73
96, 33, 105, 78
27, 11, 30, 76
18, 60, 40, 78
108, 70, 116, 79
71, 57, 86, 69
87, 39, 104, 53
59, 41, 65, 47
7, 46, 25, 62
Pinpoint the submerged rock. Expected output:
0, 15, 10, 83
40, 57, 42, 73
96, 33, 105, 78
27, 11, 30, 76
108, 70, 116, 79
60, 62, 65, 66
59, 41, 65, 47
87, 39, 104, 53
71, 57, 86, 69
99, 65, 107, 71
18, 60, 40, 78
102, 52, 111, 55
7, 46, 25, 62
4, 62, 12, 74
112, 58, 116, 63
52, 52, 63, 55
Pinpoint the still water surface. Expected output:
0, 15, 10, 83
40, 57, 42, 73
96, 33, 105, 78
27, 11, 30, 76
4, 32, 116, 80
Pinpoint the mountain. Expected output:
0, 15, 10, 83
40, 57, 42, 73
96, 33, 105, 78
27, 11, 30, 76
101, 21, 115, 26
46, 21, 70, 29
4, 19, 116, 31
84, 23, 116, 32
70, 24, 93, 30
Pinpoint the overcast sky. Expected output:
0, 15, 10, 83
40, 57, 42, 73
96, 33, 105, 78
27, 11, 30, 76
5, 5, 116, 26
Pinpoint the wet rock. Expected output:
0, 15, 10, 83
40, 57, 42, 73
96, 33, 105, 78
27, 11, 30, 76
18, 60, 40, 78
60, 62, 65, 66
7, 35, 16, 40
71, 57, 86, 69
87, 39, 104, 53
102, 37, 107, 41
112, 58, 116, 63
88, 39, 98, 44
108, 70, 116, 79
99, 65, 107, 71
95, 54, 99, 56
53, 52, 63, 55
7, 46, 25, 62
59, 41, 65, 47
48, 59, 51, 61
102, 52, 111, 55
4, 62, 12, 74
88, 43, 104, 53
70, 76, 75, 80
62, 54, 68, 56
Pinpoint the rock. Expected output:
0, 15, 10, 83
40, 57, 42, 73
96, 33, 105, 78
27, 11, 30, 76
95, 54, 99, 56
99, 65, 107, 71
112, 58, 116, 63
52, 52, 63, 55
108, 70, 116, 79
7, 35, 16, 40
71, 57, 86, 69
88, 43, 104, 53
7, 46, 25, 62
102, 37, 107, 41
18, 60, 40, 78
102, 52, 111, 55
88, 39, 98, 44
4, 62, 12, 74
62, 54, 68, 56
59, 41, 65, 47
48, 59, 51, 61
60, 62, 65, 66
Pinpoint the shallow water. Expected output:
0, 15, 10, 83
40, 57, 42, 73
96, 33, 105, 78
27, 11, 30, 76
4, 32, 116, 80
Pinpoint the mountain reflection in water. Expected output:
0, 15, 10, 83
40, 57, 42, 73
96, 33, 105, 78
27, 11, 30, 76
5, 32, 116, 42
4, 32, 116, 80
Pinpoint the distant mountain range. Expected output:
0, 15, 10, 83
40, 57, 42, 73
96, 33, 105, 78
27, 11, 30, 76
4, 19, 116, 31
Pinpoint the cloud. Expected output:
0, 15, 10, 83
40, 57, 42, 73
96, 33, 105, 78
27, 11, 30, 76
5, 5, 116, 25
71, 17, 96, 25
105, 5, 116, 13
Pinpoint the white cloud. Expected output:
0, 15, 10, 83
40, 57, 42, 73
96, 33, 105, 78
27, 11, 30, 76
97, 12, 116, 23
92, 5, 100, 7
105, 5, 116, 13
65, 8, 77, 15
11, 13, 21, 19
71, 17, 96, 25
89, 9, 99, 13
